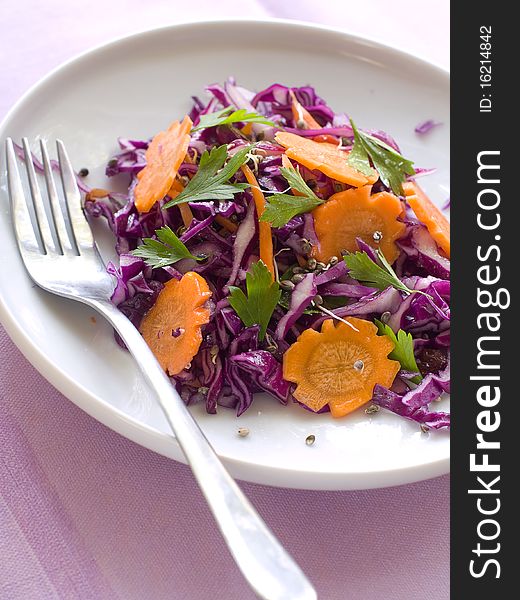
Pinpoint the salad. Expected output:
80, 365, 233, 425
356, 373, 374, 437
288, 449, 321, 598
84, 79, 450, 430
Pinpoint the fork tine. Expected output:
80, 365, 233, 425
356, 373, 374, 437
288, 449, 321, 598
22, 138, 59, 255
40, 139, 76, 255
56, 139, 95, 252
6, 138, 40, 253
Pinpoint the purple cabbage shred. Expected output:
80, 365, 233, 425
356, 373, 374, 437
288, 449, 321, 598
80, 78, 450, 426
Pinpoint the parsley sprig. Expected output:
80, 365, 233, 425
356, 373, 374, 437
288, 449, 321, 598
343, 249, 433, 301
163, 144, 251, 208
343, 250, 414, 294
191, 107, 275, 132
346, 119, 415, 195
131, 226, 202, 269
260, 166, 323, 227
228, 260, 281, 340
375, 320, 422, 383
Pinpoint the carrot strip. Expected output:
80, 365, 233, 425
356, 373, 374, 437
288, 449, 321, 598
168, 179, 193, 228
403, 181, 450, 258
178, 204, 194, 228
169, 179, 184, 193
241, 164, 275, 279
134, 115, 192, 213
85, 188, 111, 200
290, 90, 322, 129
281, 154, 294, 171
215, 215, 238, 233
312, 134, 341, 145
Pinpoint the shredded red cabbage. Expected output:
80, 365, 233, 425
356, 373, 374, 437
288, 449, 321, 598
414, 120, 442, 135
84, 78, 450, 428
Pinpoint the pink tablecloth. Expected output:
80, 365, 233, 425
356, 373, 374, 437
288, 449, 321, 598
0, 2, 450, 598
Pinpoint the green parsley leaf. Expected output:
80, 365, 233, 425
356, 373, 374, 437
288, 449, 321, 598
375, 320, 422, 383
228, 260, 281, 340
191, 107, 275, 132
131, 226, 201, 269
345, 122, 374, 177
163, 144, 251, 208
260, 194, 323, 228
343, 249, 434, 304
259, 166, 323, 227
346, 119, 415, 195
343, 250, 413, 294
278, 166, 318, 198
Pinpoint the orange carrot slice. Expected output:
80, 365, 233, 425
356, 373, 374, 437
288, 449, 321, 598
85, 188, 112, 200
275, 131, 378, 187
311, 185, 406, 263
283, 318, 400, 417
168, 178, 193, 228
169, 179, 184, 194
241, 164, 275, 279
134, 115, 192, 213
140, 272, 211, 376
312, 134, 341, 145
290, 90, 322, 129
281, 154, 294, 171
178, 204, 194, 229
403, 181, 450, 258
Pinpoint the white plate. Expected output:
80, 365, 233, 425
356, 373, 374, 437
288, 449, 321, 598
0, 20, 449, 490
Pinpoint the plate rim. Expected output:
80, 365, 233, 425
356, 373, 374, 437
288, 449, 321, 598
0, 18, 450, 490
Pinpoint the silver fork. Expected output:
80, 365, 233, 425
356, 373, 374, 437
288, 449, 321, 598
5, 138, 317, 600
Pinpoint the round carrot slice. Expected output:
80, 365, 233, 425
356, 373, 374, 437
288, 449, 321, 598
283, 318, 400, 417
275, 131, 378, 187
134, 115, 192, 213
140, 272, 211, 376
403, 181, 450, 258
311, 185, 406, 263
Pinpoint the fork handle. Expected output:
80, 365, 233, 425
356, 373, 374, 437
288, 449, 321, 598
91, 299, 316, 600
